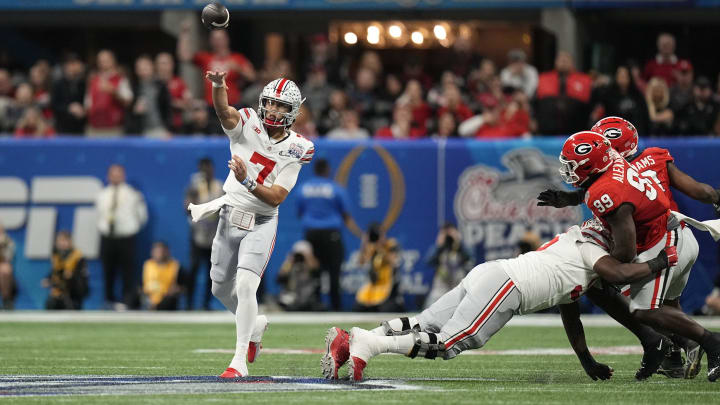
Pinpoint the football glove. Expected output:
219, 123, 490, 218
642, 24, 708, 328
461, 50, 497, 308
537, 189, 585, 208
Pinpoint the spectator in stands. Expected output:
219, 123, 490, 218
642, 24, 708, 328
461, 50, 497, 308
4, 83, 34, 133
304, 34, 340, 86
534, 51, 592, 135
29, 60, 51, 118
96, 163, 148, 310
674, 76, 720, 135
359, 51, 383, 79
645, 77, 675, 135
181, 99, 215, 136
432, 111, 458, 138
86, 49, 133, 137
593, 65, 649, 135
428, 71, 462, 108
347, 67, 379, 127
437, 83, 473, 125
317, 89, 347, 135
43, 230, 89, 310
0, 223, 16, 310
302, 66, 333, 123
424, 223, 473, 308
375, 102, 426, 139
296, 158, 351, 311
469, 58, 497, 100
354, 223, 404, 312
460, 90, 530, 138
500, 49, 538, 98
374, 73, 404, 129
292, 104, 318, 138
184, 157, 222, 310
14, 106, 55, 138
643, 33, 684, 86
177, 21, 255, 108
326, 109, 370, 139
397, 79, 431, 135
142, 241, 181, 311
155, 52, 191, 133
275, 240, 324, 311
0, 68, 14, 132
126, 55, 171, 138
670, 60, 694, 112
51, 54, 86, 135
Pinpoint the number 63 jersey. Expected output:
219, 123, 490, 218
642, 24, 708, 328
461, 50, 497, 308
222, 107, 314, 216
585, 157, 672, 253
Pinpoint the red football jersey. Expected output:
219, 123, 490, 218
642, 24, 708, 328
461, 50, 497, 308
585, 157, 672, 253
627, 147, 677, 211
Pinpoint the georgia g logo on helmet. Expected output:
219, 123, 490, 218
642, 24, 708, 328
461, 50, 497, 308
574, 143, 593, 155
602, 128, 623, 139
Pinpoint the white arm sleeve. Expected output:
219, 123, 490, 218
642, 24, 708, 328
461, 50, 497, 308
273, 162, 302, 192
579, 242, 610, 269
458, 114, 485, 137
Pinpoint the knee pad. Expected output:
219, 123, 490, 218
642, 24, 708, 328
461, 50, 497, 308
381, 316, 420, 336
408, 331, 445, 360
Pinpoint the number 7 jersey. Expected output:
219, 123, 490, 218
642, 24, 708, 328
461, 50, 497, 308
222, 107, 315, 216
585, 157, 671, 253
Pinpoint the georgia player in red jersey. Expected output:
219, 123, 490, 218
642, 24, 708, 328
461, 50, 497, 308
554, 130, 720, 382
540, 117, 720, 378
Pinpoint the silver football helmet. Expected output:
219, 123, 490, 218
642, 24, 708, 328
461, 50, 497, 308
258, 78, 304, 127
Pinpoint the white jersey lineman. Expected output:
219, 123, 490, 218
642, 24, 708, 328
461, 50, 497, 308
417, 223, 609, 357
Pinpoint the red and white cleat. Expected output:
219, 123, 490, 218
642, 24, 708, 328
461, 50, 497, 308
248, 315, 268, 364
320, 327, 350, 379
347, 356, 367, 382
219, 367, 245, 379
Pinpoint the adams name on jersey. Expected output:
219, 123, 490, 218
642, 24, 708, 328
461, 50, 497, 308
223, 107, 314, 216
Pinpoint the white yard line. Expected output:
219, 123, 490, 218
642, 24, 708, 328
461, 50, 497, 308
3, 311, 720, 328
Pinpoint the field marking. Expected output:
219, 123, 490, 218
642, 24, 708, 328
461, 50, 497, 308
4, 311, 720, 328
194, 345, 644, 356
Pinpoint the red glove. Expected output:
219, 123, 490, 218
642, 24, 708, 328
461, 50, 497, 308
664, 246, 678, 268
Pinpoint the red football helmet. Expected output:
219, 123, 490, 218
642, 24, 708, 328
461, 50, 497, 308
590, 116, 638, 158
559, 131, 617, 187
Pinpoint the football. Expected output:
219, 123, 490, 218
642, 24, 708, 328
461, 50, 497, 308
201, 1, 230, 30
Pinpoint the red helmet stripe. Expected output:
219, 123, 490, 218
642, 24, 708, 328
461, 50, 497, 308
275, 78, 288, 97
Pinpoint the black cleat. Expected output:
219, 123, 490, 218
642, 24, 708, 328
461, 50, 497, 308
684, 341, 704, 379
707, 348, 720, 382
656, 346, 685, 378
636, 337, 670, 381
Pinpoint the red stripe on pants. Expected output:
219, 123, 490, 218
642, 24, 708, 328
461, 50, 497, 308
445, 280, 515, 348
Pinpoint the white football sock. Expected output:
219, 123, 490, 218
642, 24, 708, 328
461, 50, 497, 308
376, 334, 416, 356
228, 271, 261, 374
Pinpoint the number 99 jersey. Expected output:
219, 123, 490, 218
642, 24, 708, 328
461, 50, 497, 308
585, 157, 672, 253
222, 107, 315, 216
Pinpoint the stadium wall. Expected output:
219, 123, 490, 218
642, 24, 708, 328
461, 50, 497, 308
0, 137, 717, 311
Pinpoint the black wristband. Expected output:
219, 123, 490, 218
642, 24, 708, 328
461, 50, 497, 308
647, 250, 668, 273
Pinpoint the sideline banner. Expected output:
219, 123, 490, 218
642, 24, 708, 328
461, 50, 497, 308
0, 137, 717, 311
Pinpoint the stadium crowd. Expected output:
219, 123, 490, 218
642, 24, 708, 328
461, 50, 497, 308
0, 31, 719, 139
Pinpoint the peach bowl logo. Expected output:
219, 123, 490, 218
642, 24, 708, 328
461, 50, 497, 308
453, 148, 583, 260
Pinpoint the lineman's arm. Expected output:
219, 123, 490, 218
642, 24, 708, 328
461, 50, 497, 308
205, 71, 241, 130
591, 247, 677, 284
667, 162, 720, 205
559, 302, 613, 381
603, 203, 637, 263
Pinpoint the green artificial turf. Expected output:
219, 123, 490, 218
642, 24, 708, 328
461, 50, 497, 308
1, 321, 717, 404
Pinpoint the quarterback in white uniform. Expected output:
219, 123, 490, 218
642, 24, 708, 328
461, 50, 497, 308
190, 71, 313, 378
320, 220, 678, 381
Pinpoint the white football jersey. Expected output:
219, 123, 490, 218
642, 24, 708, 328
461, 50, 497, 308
222, 107, 314, 216
498, 225, 610, 314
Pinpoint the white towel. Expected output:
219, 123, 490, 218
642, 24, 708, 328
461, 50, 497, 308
188, 195, 229, 223
671, 210, 720, 242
